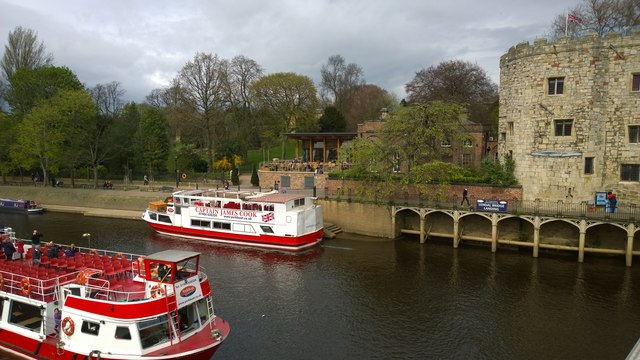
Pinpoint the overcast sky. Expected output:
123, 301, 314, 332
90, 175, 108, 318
1, 0, 573, 103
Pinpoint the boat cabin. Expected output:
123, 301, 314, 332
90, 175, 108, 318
142, 250, 200, 284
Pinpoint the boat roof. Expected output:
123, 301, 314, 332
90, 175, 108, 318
248, 193, 306, 204
173, 189, 306, 203
146, 249, 201, 262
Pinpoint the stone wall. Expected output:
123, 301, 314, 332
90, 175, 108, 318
499, 30, 640, 204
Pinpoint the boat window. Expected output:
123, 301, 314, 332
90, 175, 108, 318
264, 204, 274, 211
175, 207, 181, 215
196, 298, 210, 323
81, 320, 101, 336
149, 213, 157, 221
115, 326, 132, 340
139, 315, 171, 349
260, 226, 274, 234
158, 215, 172, 224
191, 220, 210, 228
232, 224, 255, 233
174, 197, 181, 205
9, 301, 42, 331
213, 222, 231, 230
175, 257, 198, 280
294, 198, 305, 207
178, 302, 201, 335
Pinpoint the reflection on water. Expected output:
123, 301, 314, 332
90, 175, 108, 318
0, 212, 639, 359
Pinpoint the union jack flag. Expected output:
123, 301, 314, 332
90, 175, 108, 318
262, 212, 274, 222
568, 14, 582, 24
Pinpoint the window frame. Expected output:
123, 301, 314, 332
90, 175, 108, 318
548, 77, 565, 95
621, 164, 640, 181
629, 125, 640, 144
633, 74, 640, 92
584, 157, 594, 175
554, 119, 573, 137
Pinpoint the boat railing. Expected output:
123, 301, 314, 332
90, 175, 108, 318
0, 268, 73, 303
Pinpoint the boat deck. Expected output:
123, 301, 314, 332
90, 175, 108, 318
0, 249, 145, 303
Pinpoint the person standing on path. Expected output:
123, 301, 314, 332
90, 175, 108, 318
461, 188, 470, 206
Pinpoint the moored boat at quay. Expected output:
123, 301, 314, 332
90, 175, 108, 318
142, 189, 324, 252
0, 198, 43, 214
0, 227, 229, 360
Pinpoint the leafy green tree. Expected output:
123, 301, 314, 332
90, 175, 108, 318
7, 66, 83, 117
11, 89, 96, 186
0, 112, 14, 183
252, 72, 319, 158
1, 26, 53, 81
231, 167, 239, 186
318, 106, 346, 132
251, 164, 259, 186
134, 106, 170, 177
340, 101, 467, 202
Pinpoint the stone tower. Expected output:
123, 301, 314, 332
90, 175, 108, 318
499, 30, 640, 204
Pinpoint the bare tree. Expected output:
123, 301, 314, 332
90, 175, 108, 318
85, 82, 126, 186
1, 26, 53, 81
549, 0, 640, 39
176, 52, 228, 170
320, 55, 365, 130
91, 81, 125, 118
226, 55, 263, 109
405, 60, 498, 125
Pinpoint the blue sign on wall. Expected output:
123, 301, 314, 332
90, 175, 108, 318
595, 192, 607, 206
476, 199, 508, 212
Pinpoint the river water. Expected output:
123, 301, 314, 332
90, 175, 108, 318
1, 212, 639, 360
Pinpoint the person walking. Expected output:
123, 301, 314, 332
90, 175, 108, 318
461, 188, 470, 206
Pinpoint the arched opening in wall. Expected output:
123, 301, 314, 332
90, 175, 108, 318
458, 213, 493, 247
496, 217, 534, 248
424, 211, 454, 244
539, 220, 580, 252
585, 223, 627, 253
396, 208, 421, 240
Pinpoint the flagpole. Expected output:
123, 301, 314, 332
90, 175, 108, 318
565, 13, 568, 36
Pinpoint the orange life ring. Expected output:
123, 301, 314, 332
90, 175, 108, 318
61, 317, 75, 336
113, 253, 126, 261
20, 277, 31, 296
76, 269, 91, 285
150, 285, 165, 298
181, 172, 187, 180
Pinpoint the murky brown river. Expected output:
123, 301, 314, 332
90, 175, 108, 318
0, 212, 638, 359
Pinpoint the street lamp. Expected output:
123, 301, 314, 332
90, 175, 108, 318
82, 233, 91, 248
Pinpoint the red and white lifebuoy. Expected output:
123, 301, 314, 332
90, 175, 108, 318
150, 285, 165, 298
20, 277, 32, 296
62, 317, 75, 336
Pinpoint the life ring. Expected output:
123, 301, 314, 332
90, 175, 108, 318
181, 172, 187, 180
0, 273, 3, 288
150, 285, 165, 298
76, 269, 91, 285
62, 317, 75, 336
20, 277, 31, 296
113, 253, 126, 261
